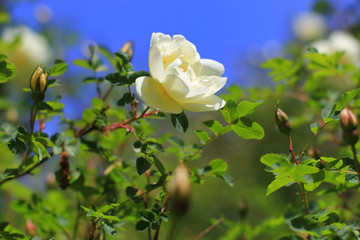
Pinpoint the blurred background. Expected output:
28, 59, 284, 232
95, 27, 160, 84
1, 0, 360, 239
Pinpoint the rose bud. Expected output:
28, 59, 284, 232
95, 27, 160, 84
275, 107, 291, 135
120, 41, 134, 62
340, 107, 358, 131
26, 219, 36, 235
30, 66, 50, 101
342, 129, 359, 146
166, 163, 191, 217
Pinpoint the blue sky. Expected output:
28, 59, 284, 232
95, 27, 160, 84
11, 0, 314, 85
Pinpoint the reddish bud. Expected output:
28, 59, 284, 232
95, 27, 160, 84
275, 107, 291, 135
26, 219, 36, 235
340, 107, 358, 131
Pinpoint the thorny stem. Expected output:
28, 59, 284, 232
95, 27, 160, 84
351, 145, 360, 183
289, 135, 309, 214
144, 170, 152, 240
288, 135, 300, 165
192, 218, 224, 240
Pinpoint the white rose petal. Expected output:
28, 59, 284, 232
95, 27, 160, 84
135, 76, 182, 114
136, 33, 227, 113
200, 59, 225, 76
180, 95, 226, 112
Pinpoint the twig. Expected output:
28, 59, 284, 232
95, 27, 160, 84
192, 218, 224, 240
0, 156, 52, 186
153, 197, 168, 240
351, 145, 360, 183
102, 85, 114, 101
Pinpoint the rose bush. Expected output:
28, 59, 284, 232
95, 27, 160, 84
135, 32, 227, 114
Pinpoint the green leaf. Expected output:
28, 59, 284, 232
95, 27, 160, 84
261, 57, 302, 83
0, 58, 16, 83
288, 216, 321, 237
136, 157, 151, 175
171, 112, 188, 132
105, 72, 129, 86
135, 220, 150, 231
195, 130, 210, 144
260, 153, 292, 172
73, 59, 92, 70
0, 54, 8, 62
236, 100, 263, 117
334, 88, 360, 112
7, 138, 26, 154
104, 223, 117, 236
128, 70, 150, 85
221, 173, 234, 187
117, 93, 135, 106
150, 155, 165, 175
208, 159, 227, 175
266, 175, 294, 196
50, 59, 68, 77
221, 100, 238, 123
32, 140, 50, 160
231, 117, 264, 139
202, 120, 223, 135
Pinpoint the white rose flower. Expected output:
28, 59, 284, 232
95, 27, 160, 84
135, 33, 226, 114
293, 12, 327, 41
2, 25, 52, 64
310, 31, 360, 66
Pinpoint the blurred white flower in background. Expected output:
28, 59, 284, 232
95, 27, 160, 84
310, 31, 360, 66
293, 12, 327, 41
2, 25, 53, 64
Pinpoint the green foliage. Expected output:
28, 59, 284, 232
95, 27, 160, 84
3, 4, 360, 239
0, 54, 16, 83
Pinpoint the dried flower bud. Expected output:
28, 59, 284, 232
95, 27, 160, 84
120, 41, 134, 61
30, 66, 50, 101
342, 129, 359, 146
308, 146, 322, 160
340, 108, 358, 131
237, 199, 248, 220
166, 164, 191, 217
275, 107, 291, 135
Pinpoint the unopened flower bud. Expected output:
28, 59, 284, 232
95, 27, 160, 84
166, 164, 191, 217
120, 41, 134, 61
342, 129, 359, 146
275, 107, 291, 135
340, 108, 358, 131
30, 66, 50, 101
26, 219, 36, 235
